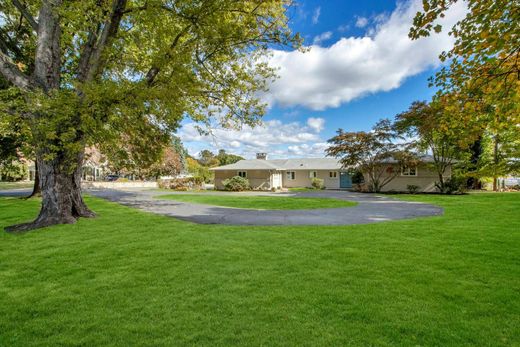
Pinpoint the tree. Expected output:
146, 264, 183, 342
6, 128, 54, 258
186, 157, 212, 183
394, 100, 472, 192
216, 149, 244, 166
198, 149, 219, 167
410, 0, 519, 98
0, 0, 299, 232
327, 119, 415, 193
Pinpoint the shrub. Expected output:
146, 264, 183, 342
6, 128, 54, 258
0, 161, 28, 182
158, 176, 204, 190
436, 176, 467, 194
222, 176, 250, 191
351, 170, 365, 184
407, 184, 420, 194
311, 177, 324, 189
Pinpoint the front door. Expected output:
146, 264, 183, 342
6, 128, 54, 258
340, 172, 352, 188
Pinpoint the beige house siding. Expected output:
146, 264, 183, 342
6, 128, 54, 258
282, 170, 340, 189
214, 169, 273, 190
365, 164, 451, 192
214, 169, 342, 190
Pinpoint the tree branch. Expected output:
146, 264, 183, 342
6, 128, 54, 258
0, 50, 34, 89
11, 0, 39, 31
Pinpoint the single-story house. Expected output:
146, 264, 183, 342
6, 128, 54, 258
211, 155, 350, 190
211, 153, 452, 192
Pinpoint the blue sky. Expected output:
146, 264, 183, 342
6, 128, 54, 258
179, 0, 466, 159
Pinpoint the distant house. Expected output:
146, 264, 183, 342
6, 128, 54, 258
211, 153, 452, 192
211, 154, 352, 190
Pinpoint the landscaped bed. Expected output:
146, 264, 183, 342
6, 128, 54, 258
0, 193, 519, 346
157, 193, 358, 209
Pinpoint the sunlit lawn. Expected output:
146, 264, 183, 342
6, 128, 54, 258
0, 181, 34, 190
0, 193, 518, 346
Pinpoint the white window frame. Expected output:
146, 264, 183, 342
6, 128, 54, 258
401, 166, 418, 176
329, 171, 338, 178
237, 171, 247, 178
309, 171, 317, 178
286, 171, 296, 180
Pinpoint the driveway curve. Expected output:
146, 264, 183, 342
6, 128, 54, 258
86, 188, 443, 226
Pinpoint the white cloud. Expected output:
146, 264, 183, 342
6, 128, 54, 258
307, 117, 325, 132
355, 16, 369, 28
179, 117, 328, 159
312, 6, 321, 24
312, 31, 333, 45
265, 0, 466, 111
288, 143, 329, 156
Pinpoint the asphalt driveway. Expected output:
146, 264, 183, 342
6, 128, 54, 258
86, 188, 443, 226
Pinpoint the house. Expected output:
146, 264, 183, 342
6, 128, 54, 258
363, 155, 452, 192
211, 154, 352, 190
211, 153, 452, 192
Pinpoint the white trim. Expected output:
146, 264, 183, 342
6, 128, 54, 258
401, 166, 418, 176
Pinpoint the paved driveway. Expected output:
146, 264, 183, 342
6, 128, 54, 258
85, 188, 443, 226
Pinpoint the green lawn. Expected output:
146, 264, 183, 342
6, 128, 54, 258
0, 181, 34, 190
157, 193, 357, 209
0, 193, 519, 346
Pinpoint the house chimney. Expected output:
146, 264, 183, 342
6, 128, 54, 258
256, 152, 267, 160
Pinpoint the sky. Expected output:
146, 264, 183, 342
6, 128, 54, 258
179, 0, 467, 159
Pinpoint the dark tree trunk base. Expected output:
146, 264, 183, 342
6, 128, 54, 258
5, 152, 96, 233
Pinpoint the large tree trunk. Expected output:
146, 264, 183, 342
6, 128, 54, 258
6, 150, 95, 233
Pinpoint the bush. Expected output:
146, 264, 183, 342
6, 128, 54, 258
0, 161, 28, 182
311, 177, 324, 189
351, 170, 365, 184
222, 176, 250, 191
407, 184, 420, 194
436, 176, 467, 194
158, 176, 204, 190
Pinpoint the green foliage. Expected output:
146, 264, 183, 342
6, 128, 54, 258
0, 160, 28, 181
435, 176, 467, 195
0, 0, 300, 179
222, 176, 250, 191
186, 157, 213, 183
350, 170, 365, 185
406, 184, 420, 194
216, 149, 244, 166
311, 177, 324, 189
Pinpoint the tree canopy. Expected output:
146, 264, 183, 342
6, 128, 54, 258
0, 0, 300, 231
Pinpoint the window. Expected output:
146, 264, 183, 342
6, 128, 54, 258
237, 171, 247, 178
401, 166, 417, 176
329, 171, 338, 178
286, 171, 295, 180
309, 171, 317, 178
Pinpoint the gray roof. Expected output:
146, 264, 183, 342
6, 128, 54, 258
210, 157, 343, 171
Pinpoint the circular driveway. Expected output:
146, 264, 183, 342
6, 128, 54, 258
87, 188, 443, 226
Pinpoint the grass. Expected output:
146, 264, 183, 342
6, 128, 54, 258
0, 193, 519, 346
0, 181, 34, 190
157, 193, 357, 209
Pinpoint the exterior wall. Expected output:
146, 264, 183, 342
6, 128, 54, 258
365, 164, 451, 192
214, 169, 342, 189
214, 169, 272, 190
282, 170, 340, 189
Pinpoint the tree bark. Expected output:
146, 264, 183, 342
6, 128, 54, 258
6, 150, 95, 233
